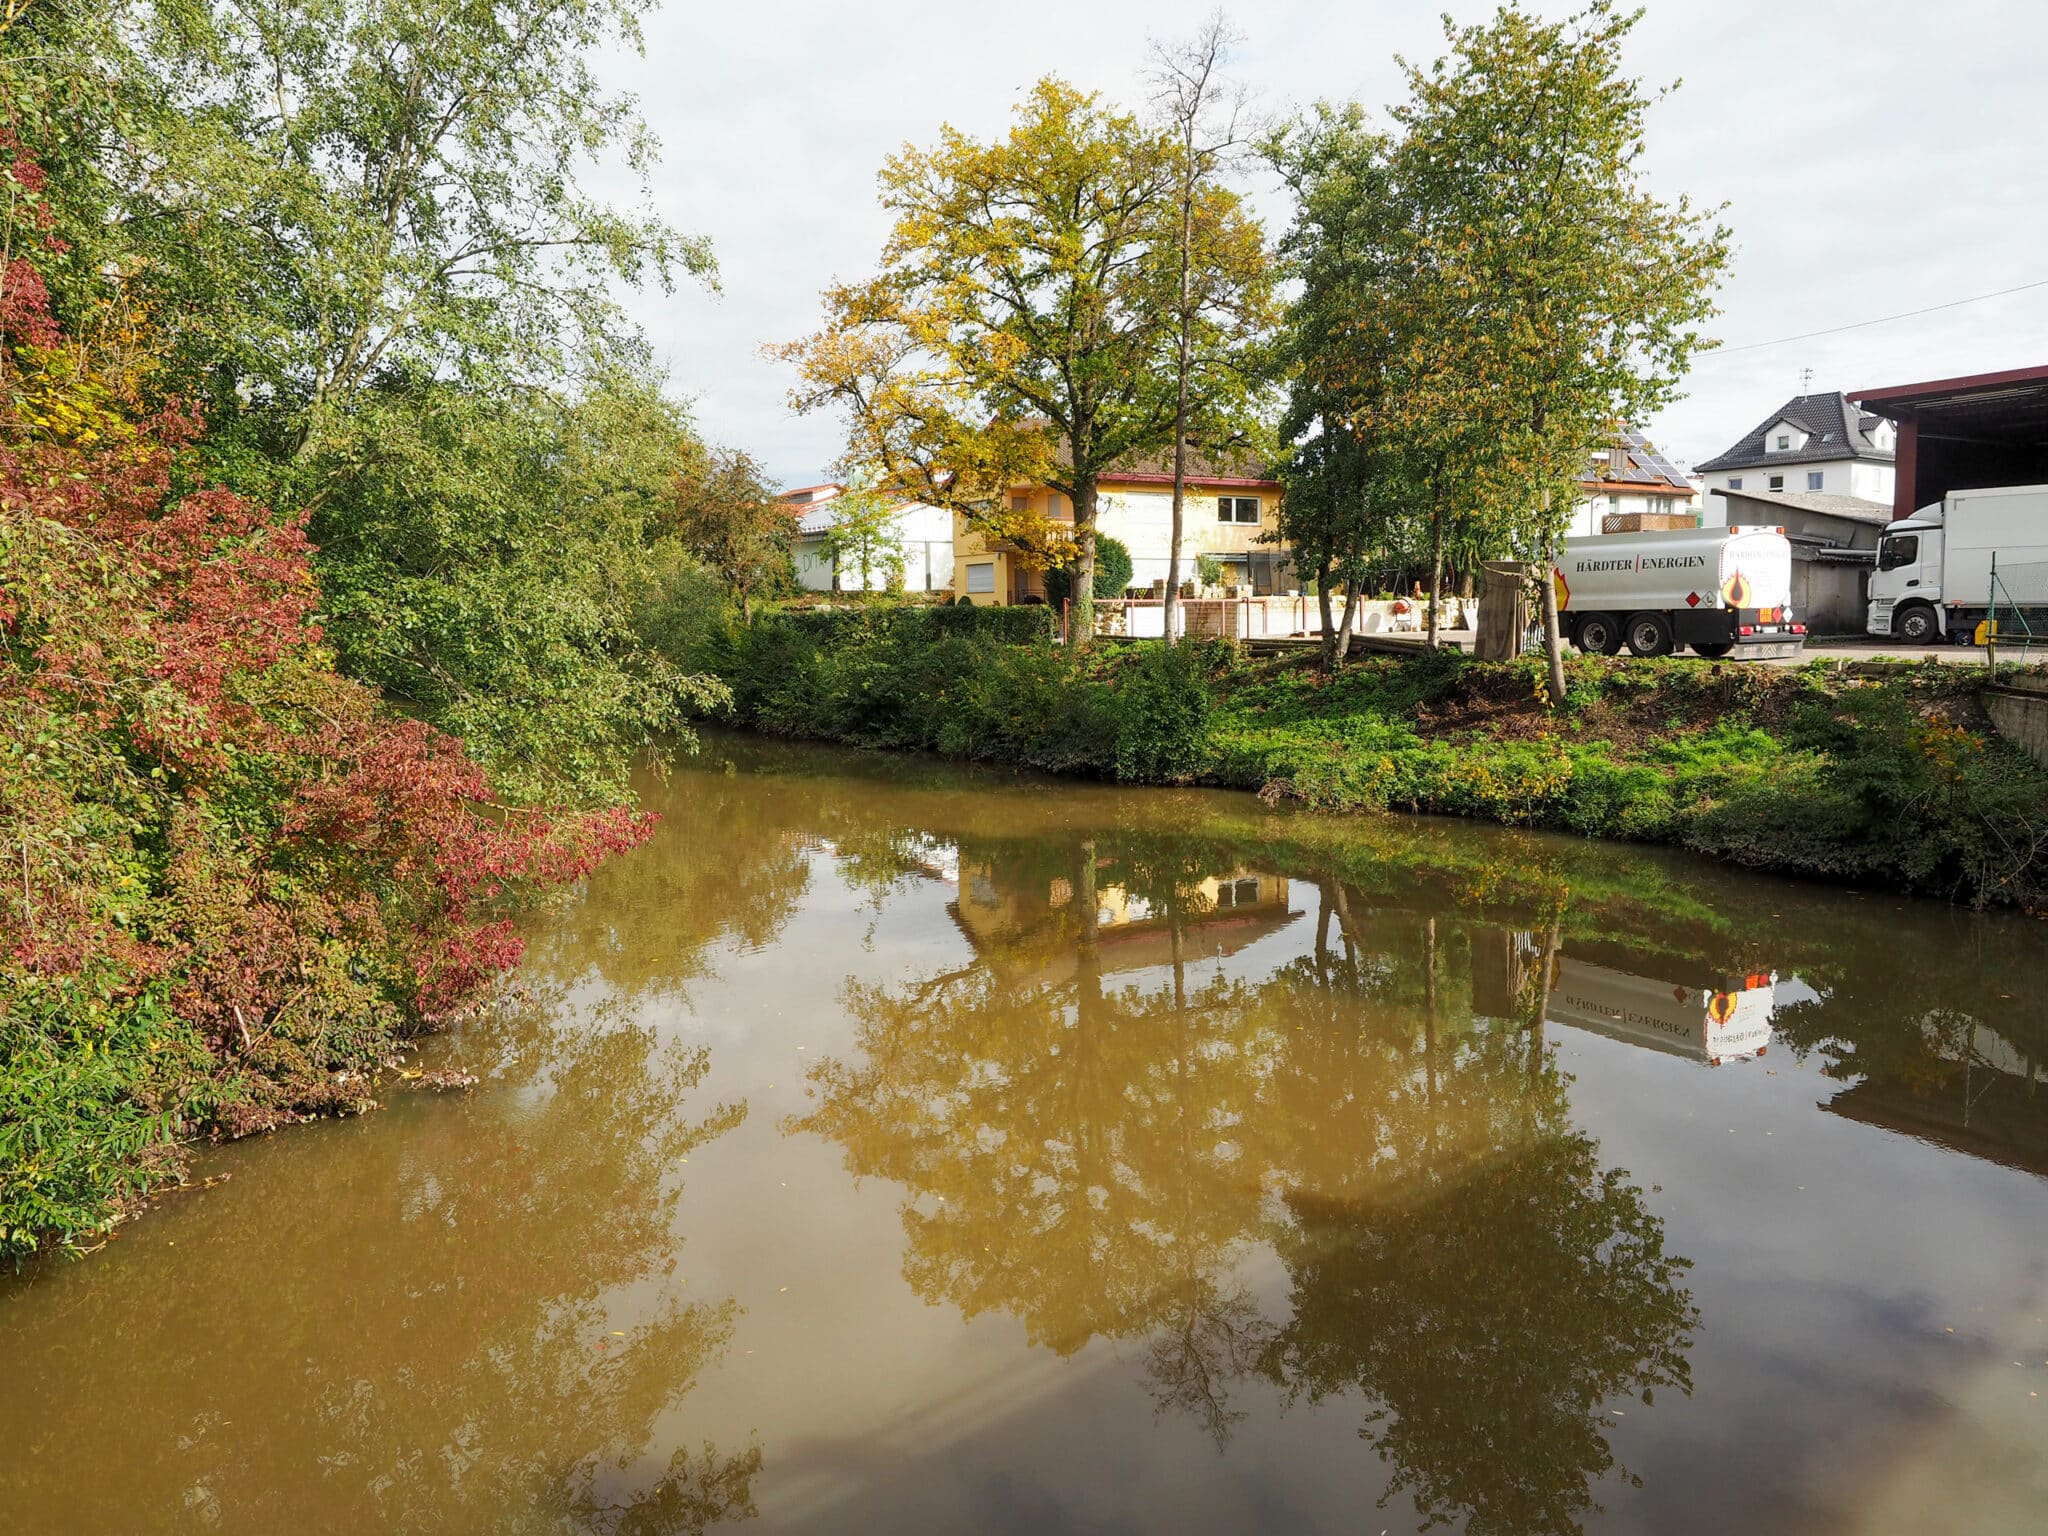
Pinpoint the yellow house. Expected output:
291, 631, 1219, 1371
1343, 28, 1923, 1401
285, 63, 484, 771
954, 455, 1291, 606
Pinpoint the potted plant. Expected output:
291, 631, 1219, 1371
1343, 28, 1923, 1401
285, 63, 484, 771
1195, 554, 1224, 596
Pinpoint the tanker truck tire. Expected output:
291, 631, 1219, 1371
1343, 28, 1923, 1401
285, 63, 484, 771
1691, 641, 1735, 659
1893, 602, 1938, 644
1624, 612, 1674, 657
1573, 613, 1623, 655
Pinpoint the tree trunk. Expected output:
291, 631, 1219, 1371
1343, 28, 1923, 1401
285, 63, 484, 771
1427, 510, 1445, 653
1316, 561, 1337, 672
1165, 176, 1195, 648
1072, 480, 1098, 644
1539, 535, 1568, 706
1336, 578, 1361, 666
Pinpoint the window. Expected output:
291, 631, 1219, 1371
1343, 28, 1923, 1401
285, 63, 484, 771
1878, 535, 1919, 572
1727, 477, 1743, 490
1807, 471, 1824, 491
1218, 495, 1259, 525
1768, 474, 1785, 491
966, 561, 995, 593
1774, 434, 1791, 450
1010, 494, 1031, 514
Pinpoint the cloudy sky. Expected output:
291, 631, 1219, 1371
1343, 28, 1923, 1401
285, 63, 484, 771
597, 0, 2048, 486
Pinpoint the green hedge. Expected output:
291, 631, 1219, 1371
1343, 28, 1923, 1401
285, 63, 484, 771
694, 612, 1218, 782
691, 624, 2048, 909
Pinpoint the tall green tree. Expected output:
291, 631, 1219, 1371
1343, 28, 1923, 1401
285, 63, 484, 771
1392, 2, 1730, 701
108, 0, 713, 475
1267, 105, 1404, 668
777, 77, 1270, 639
17, 0, 727, 799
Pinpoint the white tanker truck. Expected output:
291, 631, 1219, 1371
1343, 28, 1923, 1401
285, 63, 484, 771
1556, 525, 1807, 660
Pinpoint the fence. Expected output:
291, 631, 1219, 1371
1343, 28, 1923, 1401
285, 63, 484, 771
1061, 594, 1475, 644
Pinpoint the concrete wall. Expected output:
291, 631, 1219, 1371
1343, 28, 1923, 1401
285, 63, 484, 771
1984, 681, 2048, 769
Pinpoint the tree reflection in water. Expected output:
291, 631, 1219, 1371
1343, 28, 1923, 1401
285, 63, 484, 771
0, 992, 758, 1535
795, 831, 1697, 1531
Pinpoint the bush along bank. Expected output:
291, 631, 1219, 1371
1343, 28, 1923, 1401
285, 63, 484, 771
695, 611, 2048, 911
1, 163, 649, 1261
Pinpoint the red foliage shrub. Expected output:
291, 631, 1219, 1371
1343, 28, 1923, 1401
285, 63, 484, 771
0, 138, 651, 1253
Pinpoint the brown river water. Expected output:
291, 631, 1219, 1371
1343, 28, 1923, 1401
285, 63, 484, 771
4, 730, 2047, 1535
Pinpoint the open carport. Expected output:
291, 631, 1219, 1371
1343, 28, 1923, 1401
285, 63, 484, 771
1852, 363, 2048, 520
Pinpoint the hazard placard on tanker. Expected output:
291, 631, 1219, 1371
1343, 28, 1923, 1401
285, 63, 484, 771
1549, 956, 1776, 1066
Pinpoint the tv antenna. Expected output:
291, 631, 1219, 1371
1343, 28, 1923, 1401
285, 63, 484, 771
1798, 365, 1814, 394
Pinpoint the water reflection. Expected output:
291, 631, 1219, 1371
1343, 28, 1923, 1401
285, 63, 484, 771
0, 996, 756, 1534
9, 735, 2048, 1536
796, 834, 1700, 1529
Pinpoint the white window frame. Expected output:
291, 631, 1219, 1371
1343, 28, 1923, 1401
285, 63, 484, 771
1807, 471, 1824, 491
1768, 473, 1785, 492
1727, 476, 1743, 490
1217, 495, 1259, 525
966, 561, 995, 594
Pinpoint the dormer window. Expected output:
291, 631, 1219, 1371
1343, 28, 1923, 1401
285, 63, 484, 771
1775, 434, 1790, 450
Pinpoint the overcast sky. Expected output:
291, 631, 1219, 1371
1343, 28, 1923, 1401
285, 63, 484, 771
598, 0, 2048, 487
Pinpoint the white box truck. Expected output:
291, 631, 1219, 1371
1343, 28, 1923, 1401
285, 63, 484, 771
1557, 525, 1806, 659
1867, 484, 2048, 643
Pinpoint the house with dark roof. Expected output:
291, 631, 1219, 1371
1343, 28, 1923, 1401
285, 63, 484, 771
1567, 428, 1697, 535
1696, 391, 1897, 521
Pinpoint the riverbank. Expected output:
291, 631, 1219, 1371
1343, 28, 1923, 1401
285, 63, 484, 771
699, 608, 2048, 910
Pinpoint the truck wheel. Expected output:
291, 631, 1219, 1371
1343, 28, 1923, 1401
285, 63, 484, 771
1574, 613, 1623, 655
1893, 603, 1938, 644
1691, 641, 1735, 659
1624, 612, 1674, 657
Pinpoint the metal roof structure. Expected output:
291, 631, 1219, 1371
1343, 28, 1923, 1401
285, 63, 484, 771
1852, 364, 2048, 518
1718, 487, 1894, 527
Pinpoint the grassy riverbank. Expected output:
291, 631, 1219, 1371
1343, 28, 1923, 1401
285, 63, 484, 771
700, 609, 2048, 910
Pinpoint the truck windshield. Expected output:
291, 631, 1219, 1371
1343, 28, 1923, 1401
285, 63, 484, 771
1878, 534, 1918, 571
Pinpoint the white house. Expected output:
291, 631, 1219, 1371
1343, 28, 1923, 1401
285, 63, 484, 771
1695, 391, 1896, 526
1565, 429, 1698, 536
783, 483, 956, 593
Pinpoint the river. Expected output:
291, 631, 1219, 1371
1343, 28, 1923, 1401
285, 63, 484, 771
4, 731, 2047, 1534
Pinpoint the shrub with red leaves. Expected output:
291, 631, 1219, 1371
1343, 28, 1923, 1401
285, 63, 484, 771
0, 139, 651, 1257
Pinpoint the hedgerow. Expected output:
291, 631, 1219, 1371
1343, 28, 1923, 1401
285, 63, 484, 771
694, 613, 2048, 911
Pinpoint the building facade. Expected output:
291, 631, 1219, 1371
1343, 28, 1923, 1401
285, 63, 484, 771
1566, 429, 1698, 536
954, 466, 1290, 606
784, 483, 956, 593
1696, 392, 1897, 525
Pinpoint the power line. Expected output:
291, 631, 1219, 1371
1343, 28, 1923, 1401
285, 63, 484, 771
1703, 276, 2048, 357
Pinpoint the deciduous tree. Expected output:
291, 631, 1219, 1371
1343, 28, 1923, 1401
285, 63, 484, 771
815, 482, 907, 593
1392, 2, 1730, 700
669, 445, 795, 623
776, 77, 1270, 639
1149, 14, 1274, 645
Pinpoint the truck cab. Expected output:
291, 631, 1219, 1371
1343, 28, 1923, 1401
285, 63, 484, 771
1868, 508, 1946, 641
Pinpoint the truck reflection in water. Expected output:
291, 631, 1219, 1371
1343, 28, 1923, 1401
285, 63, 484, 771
1473, 930, 1777, 1067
